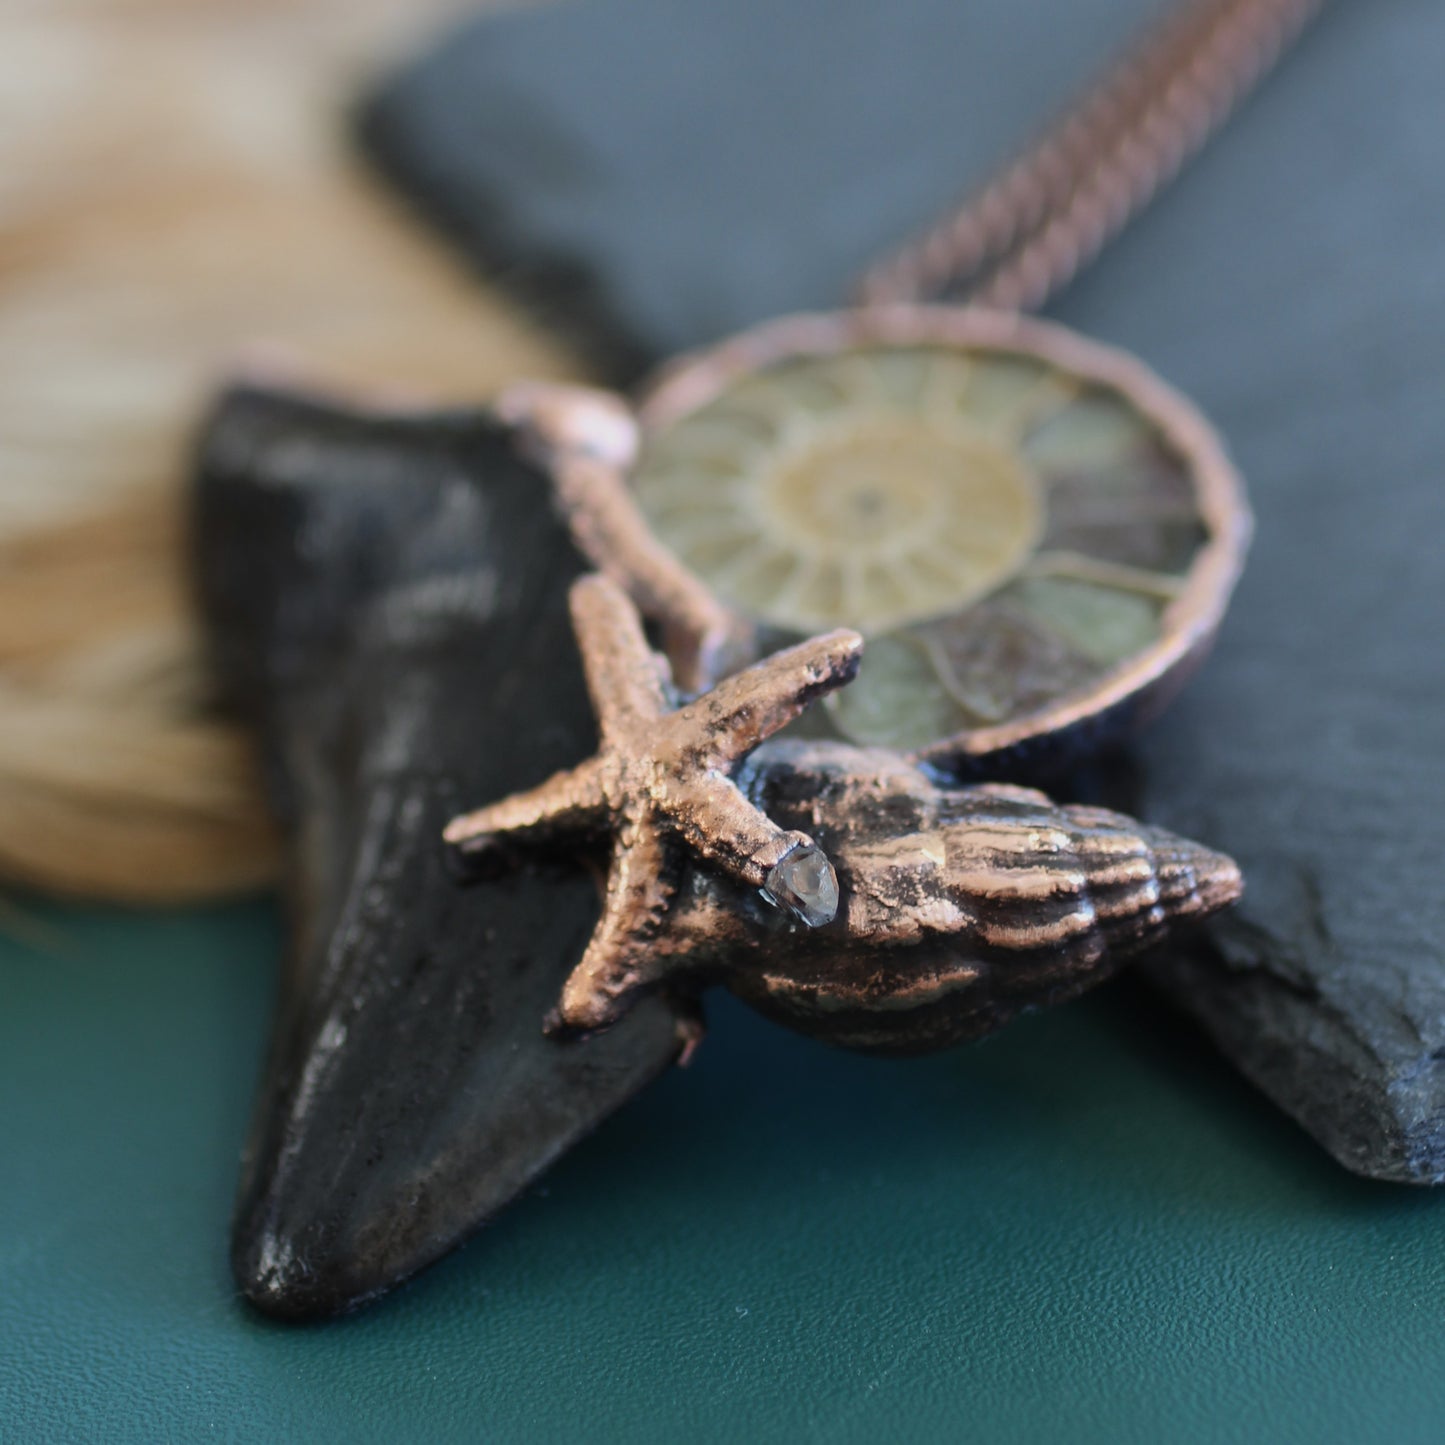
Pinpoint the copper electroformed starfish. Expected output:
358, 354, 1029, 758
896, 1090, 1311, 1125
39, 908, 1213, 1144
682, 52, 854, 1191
444, 573, 863, 1034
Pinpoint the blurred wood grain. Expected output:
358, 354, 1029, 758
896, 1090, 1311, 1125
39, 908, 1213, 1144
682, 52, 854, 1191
0, 0, 583, 900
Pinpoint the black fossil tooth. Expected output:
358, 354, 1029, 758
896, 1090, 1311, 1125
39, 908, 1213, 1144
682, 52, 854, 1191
193, 385, 681, 1320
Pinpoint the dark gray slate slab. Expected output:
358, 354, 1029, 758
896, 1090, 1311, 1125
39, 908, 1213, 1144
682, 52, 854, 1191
194, 388, 681, 1317
359, 0, 1445, 1180
358, 0, 1166, 378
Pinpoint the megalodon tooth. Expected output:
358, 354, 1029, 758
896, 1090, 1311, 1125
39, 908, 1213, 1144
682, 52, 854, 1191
194, 385, 683, 1320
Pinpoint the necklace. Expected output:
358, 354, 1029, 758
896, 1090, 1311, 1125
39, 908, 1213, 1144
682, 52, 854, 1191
442, 0, 1324, 1047
207, 0, 1336, 1318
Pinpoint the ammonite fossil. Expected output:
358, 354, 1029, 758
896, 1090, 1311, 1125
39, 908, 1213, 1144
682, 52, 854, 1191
631, 308, 1250, 772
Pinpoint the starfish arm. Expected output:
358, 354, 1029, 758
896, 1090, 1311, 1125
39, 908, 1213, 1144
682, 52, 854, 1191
663, 772, 815, 890
677, 627, 863, 766
442, 757, 606, 855
503, 385, 749, 696
552, 817, 677, 1033
569, 573, 670, 744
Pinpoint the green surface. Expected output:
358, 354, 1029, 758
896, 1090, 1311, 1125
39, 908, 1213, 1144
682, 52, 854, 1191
4, 901, 1445, 1444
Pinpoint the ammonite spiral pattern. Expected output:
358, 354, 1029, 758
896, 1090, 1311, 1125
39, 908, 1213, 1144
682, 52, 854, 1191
633, 310, 1248, 764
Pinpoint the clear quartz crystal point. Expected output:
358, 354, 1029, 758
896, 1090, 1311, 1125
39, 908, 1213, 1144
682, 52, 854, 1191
762, 843, 839, 928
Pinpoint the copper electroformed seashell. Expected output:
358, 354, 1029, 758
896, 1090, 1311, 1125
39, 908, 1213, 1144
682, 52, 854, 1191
631, 307, 1251, 774
704, 742, 1242, 1056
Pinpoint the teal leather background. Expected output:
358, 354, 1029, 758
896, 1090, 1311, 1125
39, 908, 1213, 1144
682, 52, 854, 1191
5, 900, 1445, 1442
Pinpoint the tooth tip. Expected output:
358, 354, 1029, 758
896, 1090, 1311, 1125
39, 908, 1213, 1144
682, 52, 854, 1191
231, 1225, 381, 1322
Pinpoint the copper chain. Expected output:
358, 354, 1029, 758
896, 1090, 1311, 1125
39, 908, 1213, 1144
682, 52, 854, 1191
854, 0, 1326, 313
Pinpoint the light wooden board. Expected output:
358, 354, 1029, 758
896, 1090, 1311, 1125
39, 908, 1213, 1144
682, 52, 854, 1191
0, 0, 582, 899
